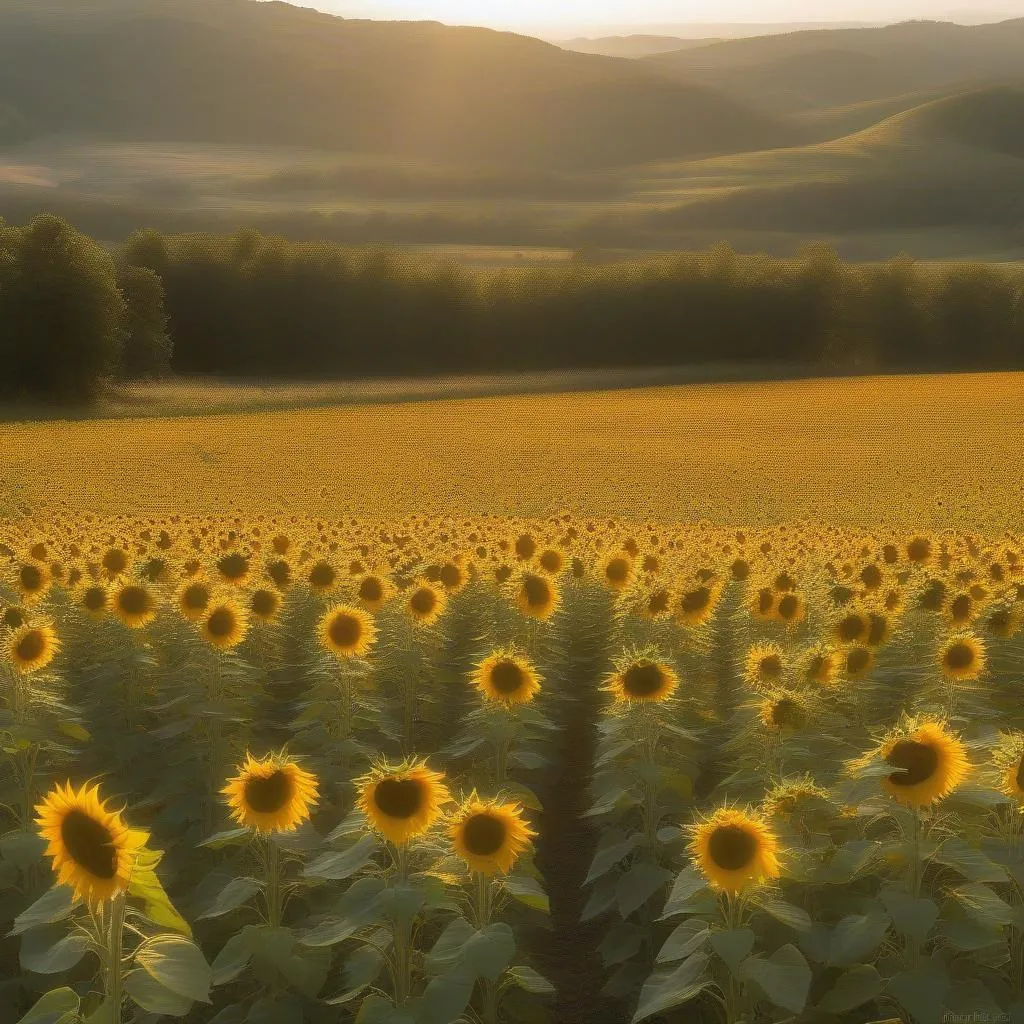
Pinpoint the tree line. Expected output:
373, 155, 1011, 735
3, 214, 1024, 404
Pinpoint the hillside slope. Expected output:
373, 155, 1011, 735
645, 19, 1024, 114
0, 0, 792, 167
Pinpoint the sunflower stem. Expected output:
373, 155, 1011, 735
474, 871, 491, 929
265, 836, 282, 928
391, 843, 412, 1006
907, 806, 922, 968
104, 892, 126, 1022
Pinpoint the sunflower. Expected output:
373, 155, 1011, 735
450, 794, 537, 875
112, 582, 157, 629
761, 777, 831, 823
216, 551, 251, 587
844, 646, 875, 680
938, 632, 986, 681
200, 600, 249, 650
35, 782, 148, 907
318, 604, 377, 659
743, 643, 786, 690
992, 732, 1024, 803
876, 718, 970, 808
249, 588, 282, 624
773, 591, 806, 626
176, 579, 212, 621
750, 586, 776, 621
906, 536, 933, 564
2, 605, 25, 630
265, 558, 293, 592
7, 623, 59, 674
802, 645, 839, 687
306, 559, 339, 595
100, 547, 130, 579
598, 552, 634, 593
676, 583, 720, 626
513, 572, 559, 621
834, 611, 869, 645
17, 560, 51, 604
986, 604, 1022, 639
605, 656, 678, 703
222, 753, 318, 834
758, 691, 810, 734
438, 561, 468, 594
356, 758, 451, 846
472, 648, 541, 705
690, 806, 780, 894
77, 583, 109, 620
537, 548, 564, 575
405, 581, 447, 626
639, 586, 674, 621
356, 572, 392, 612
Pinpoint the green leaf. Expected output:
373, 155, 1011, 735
211, 927, 256, 986
502, 874, 549, 913
379, 883, 425, 927
20, 926, 92, 974
198, 827, 251, 849
933, 838, 1007, 883
657, 920, 710, 964
598, 922, 644, 967
631, 951, 712, 1023
740, 944, 811, 1014
817, 964, 884, 1014
584, 830, 641, 885
425, 918, 475, 974
953, 881, 1015, 927
1, 830, 47, 868
135, 934, 212, 1005
659, 867, 708, 920
754, 894, 812, 932
888, 961, 950, 1024
462, 923, 516, 982
880, 888, 939, 942
304, 835, 379, 881
827, 911, 891, 967
56, 721, 90, 743
616, 862, 673, 919
128, 863, 192, 937
124, 968, 195, 1017
16, 987, 80, 1024
11, 885, 79, 936
507, 965, 556, 995
195, 876, 262, 920
323, 930, 390, 1004
710, 928, 754, 974
298, 877, 386, 947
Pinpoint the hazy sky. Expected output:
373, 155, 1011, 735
322, 0, 1024, 32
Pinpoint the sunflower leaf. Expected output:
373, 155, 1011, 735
501, 873, 549, 913
135, 934, 212, 1005
740, 944, 811, 1014
19, 925, 93, 974
657, 920, 711, 964
128, 863, 192, 937
631, 951, 712, 1023
659, 867, 708, 920
16, 986, 81, 1024
303, 835, 379, 881
816, 964, 884, 1014
616, 863, 673, 920
195, 876, 262, 920
124, 968, 195, 1017
11, 885, 79, 936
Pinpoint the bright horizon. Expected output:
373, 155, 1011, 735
314, 0, 1024, 33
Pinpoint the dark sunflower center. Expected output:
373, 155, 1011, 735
606, 558, 630, 583
681, 587, 711, 615
252, 591, 277, 617
207, 607, 237, 638
777, 594, 799, 620
771, 698, 804, 729
757, 589, 774, 615
522, 575, 550, 607
708, 824, 757, 871
61, 809, 117, 879
119, 586, 151, 615
944, 642, 975, 671
515, 535, 536, 560
219, 553, 249, 580
439, 564, 462, 588
490, 660, 526, 694
244, 769, 293, 813
623, 663, 665, 697
83, 587, 107, 612
951, 595, 971, 621
759, 655, 782, 678
410, 587, 437, 615
309, 563, 336, 588
359, 577, 384, 602
462, 813, 507, 856
847, 648, 871, 674
540, 551, 562, 572
20, 564, 42, 591
329, 613, 361, 648
732, 559, 750, 581
838, 615, 865, 642
374, 778, 423, 819
886, 740, 939, 787
184, 584, 209, 610
102, 549, 128, 574
648, 589, 671, 615
268, 561, 291, 588
3, 607, 24, 628
16, 630, 45, 662
907, 538, 931, 562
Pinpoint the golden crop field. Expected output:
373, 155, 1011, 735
2, 372, 1024, 529
2, 374, 1024, 1024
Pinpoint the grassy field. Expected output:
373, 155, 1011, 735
2, 371, 1021, 528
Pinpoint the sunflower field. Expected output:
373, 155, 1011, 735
2, 511, 1024, 1024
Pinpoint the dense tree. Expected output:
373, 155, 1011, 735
115, 263, 172, 379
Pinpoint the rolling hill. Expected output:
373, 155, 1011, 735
0, 0, 791, 168
644, 19, 1024, 114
